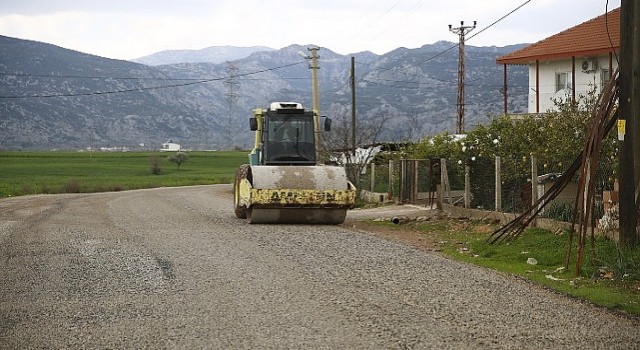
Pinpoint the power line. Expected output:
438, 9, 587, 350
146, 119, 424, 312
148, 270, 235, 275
1, 73, 310, 82
0, 72, 203, 81
605, 0, 620, 64
371, 0, 532, 78
467, 0, 531, 42
362, 77, 531, 90
0, 61, 306, 99
1, 1, 533, 100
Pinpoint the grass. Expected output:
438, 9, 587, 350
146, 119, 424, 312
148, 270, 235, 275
370, 219, 640, 316
0, 150, 248, 197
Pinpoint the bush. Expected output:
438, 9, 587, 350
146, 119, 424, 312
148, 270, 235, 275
149, 155, 162, 175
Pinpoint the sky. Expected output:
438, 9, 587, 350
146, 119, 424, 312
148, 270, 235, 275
0, 0, 622, 61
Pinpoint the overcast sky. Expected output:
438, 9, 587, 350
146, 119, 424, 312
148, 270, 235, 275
0, 0, 622, 60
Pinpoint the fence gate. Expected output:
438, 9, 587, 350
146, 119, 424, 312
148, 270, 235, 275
399, 159, 416, 203
397, 159, 438, 205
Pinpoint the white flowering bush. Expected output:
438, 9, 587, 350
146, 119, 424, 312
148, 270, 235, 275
599, 204, 619, 231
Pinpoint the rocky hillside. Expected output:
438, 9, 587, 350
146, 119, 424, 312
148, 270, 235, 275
132, 45, 275, 66
0, 35, 527, 150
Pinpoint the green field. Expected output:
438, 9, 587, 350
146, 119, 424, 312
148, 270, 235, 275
0, 151, 248, 197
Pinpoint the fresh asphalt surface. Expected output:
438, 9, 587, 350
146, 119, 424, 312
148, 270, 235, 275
1, 185, 639, 349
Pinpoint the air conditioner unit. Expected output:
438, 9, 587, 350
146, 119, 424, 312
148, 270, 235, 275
581, 59, 598, 72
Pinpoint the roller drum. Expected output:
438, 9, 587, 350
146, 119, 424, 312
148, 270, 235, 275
250, 165, 351, 190
246, 165, 353, 224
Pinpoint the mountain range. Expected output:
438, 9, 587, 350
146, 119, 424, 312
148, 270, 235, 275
132, 45, 275, 66
0, 35, 528, 151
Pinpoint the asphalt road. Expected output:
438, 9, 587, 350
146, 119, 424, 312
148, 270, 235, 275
1, 185, 639, 349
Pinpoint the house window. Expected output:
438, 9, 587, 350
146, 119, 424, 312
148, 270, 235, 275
555, 72, 572, 92
601, 68, 611, 88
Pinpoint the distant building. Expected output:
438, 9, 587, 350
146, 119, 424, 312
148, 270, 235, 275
497, 7, 620, 114
160, 140, 181, 152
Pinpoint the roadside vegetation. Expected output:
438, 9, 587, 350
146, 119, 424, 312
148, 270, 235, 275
0, 150, 247, 197
366, 90, 638, 315
367, 218, 640, 316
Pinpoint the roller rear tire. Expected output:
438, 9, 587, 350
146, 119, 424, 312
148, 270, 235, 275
233, 164, 250, 219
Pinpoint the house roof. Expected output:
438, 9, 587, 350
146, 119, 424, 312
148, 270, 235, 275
497, 7, 620, 65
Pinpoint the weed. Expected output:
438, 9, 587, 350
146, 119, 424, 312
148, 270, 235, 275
20, 184, 33, 195
543, 202, 574, 222
64, 180, 82, 193
590, 246, 640, 281
40, 184, 52, 194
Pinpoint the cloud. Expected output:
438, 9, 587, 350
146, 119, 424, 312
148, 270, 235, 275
0, 0, 622, 60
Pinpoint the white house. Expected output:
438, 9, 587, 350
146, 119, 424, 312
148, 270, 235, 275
160, 140, 181, 152
497, 7, 620, 114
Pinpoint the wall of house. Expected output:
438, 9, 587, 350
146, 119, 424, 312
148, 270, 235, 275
160, 143, 181, 151
528, 56, 618, 113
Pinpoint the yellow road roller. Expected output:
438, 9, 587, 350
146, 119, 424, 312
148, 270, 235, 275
233, 102, 356, 224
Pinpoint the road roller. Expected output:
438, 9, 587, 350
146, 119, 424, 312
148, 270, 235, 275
233, 102, 356, 224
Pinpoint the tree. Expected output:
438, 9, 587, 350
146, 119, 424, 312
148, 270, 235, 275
409, 86, 617, 210
412, 86, 614, 184
168, 152, 188, 170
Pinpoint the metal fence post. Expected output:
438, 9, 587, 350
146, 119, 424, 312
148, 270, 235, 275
412, 160, 419, 204
495, 156, 502, 211
440, 158, 451, 204
388, 159, 394, 201
531, 155, 538, 227
400, 159, 407, 203
465, 164, 471, 208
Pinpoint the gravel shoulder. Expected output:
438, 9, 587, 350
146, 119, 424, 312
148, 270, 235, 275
345, 204, 447, 252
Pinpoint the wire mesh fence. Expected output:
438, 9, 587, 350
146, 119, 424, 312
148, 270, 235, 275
358, 159, 439, 206
359, 154, 617, 223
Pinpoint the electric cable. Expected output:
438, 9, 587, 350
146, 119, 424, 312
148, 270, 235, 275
605, 0, 620, 64
371, 0, 532, 80
2, 0, 533, 99
0, 61, 306, 99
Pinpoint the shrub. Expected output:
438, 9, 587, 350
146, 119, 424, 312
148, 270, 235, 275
149, 155, 162, 175
168, 152, 188, 170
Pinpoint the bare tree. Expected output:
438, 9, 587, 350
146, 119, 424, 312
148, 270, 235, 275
322, 104, 390, 189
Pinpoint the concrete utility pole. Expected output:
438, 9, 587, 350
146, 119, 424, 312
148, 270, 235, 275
307, 46, 321, 161
449, 20, 476, 134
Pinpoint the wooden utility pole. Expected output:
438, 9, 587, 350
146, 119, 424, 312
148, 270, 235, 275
449, 21, 476, 134
618, 0, 639, 247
